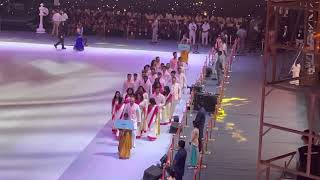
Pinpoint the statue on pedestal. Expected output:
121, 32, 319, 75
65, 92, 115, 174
36, 3, 49, 34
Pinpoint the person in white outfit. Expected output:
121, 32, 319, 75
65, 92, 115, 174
123, 97, 141, 148
60, 10, 68, 22
141, 75, 153, 97
123, 73, 135, 94
51, 10, 62, 36
188, 21, 197, 45
133, 73, 140, 91
177, 67, 186, 91
201, 21, 210, 46
152, 86, 166, 124
170, 76, 181, 117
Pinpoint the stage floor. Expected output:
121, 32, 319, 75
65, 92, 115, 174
0, 33, 206, 180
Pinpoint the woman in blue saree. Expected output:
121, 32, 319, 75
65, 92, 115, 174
74, 23, 84, 51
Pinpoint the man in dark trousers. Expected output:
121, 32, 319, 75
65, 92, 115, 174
296, 129, 320, 180
173, 140, 187, 180
54, 22, 67, 50
194, 102, 206, 152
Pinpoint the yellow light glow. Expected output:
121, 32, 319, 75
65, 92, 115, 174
222, 97, 248, 104
211, 96, 249, 143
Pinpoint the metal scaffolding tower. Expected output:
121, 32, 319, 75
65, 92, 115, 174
258, 0, 320, 179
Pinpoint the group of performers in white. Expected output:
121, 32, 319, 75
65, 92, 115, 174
111, 52, 187, 147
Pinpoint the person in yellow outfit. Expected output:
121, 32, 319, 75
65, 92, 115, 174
118, 113, 132, 159
180, 33, 191, 65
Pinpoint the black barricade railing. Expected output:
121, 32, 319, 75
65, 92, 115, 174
161, 55, 217, 180
195, 39, 238, 180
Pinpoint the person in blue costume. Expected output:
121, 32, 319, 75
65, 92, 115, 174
73, 23, 84, 51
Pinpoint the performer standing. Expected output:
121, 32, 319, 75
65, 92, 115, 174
123, 97, 141, 148
180, 33, 191, 64
188, 20, 197, 45
162, 86, 173, 123
54, 22, 67, 50
152, 86, 166, 125
152, 18, 159, 43
146, 98, 159, 141
139, 91, 149, 134
133, 73, 140, 91
177, 67, 186, 91
170, 76, 181, 118
149, 68, 158, 85
73, 23, 84, 51
112, 97, 125, 137
124, 88, 135, 103
118, 113, 132, 159
161, 66, 171, 84
201, 21, 210, 46
170, 52, 178, 71
123, 74, 135, 94
51, 10, 62, 36
60, 10, 68, 23
141, 75, 153, 97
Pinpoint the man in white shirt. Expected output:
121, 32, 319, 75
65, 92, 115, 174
141, 75, 152, 97
188, 20, 197, 45
170, 52, 178, 71
123, 97, 141, 148
152, 86, 166, 107
149, 68, 158, 85
170, 76, 181, 117
152, 86, 167, 124
166, 70, 180, 87
155, 57, 161, 71
166, 63, 173, 74
201, 21, 210, 46
123, 73, 135, 94
157, 72, 166, 88
133, 73, 140, 91
177, 67, 187, 90
162, 66, 171, 85
144, 65, 151, 76
51, 10, 62, 36
60, 10, 68, 22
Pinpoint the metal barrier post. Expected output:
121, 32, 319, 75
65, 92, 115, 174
208, 116, 215, 141
203, 128, 212, 155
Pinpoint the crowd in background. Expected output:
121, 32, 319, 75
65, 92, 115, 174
47, 8, 263, 48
